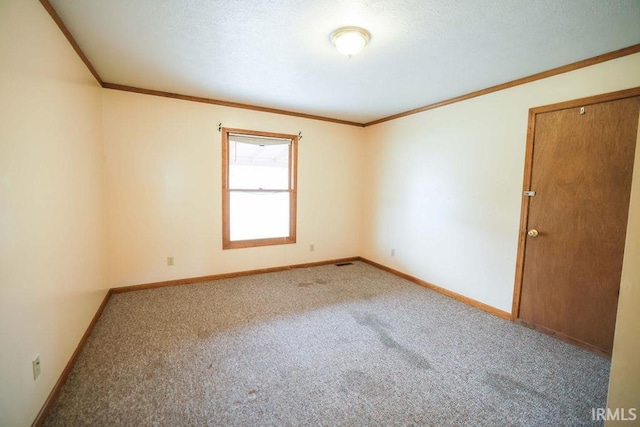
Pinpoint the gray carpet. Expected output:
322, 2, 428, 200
44, 261, 609, 426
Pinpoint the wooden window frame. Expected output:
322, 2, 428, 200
222, 127, 298, 249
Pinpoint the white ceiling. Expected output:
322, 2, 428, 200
48, 0, 640, 124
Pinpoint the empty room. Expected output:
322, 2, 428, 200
2, 0, 640, 426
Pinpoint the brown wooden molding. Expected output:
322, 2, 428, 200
39, 0, 102, 85
39, 3, 362, 127
40, 0, 640, 129
102, 83, 364, 127
358, 257, 512, 320
32, 289, 112, 427
364, 43, 640, 127
510, 109, 537, 321
33, 255, 516, 424
111, 257, 361, 293
107, 43, 640, 128
32, 257, 358, 423
529, 86, 640, 114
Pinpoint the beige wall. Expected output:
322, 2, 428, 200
606, 116, 640, 425
103, 90, 364, 287
0, 1, 108, 426
362, 53, 640, 312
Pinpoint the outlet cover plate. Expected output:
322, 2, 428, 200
33, 354, 41, 380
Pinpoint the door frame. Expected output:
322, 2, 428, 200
511, 86, 640, 321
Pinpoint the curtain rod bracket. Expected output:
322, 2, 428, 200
298, 131, 302, 140
218, 122, 222, 132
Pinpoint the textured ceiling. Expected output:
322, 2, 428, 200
48, 0, 640, 124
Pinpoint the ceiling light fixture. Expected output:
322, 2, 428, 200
330, 26, 371, 58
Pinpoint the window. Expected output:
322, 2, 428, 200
222, 128, 298, 249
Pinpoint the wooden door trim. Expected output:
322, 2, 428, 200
511, 109, 537, 320
531, 87, 640, 114
511, 86, 640, 320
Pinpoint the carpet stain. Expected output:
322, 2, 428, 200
352, 312, 390, 329
297, 278, 329, 287
196, 328, 215, 339
342, 370, 376, 394
234, 389, 259, 405
297, 282, 313, 288
484, 372, 547, 400
143, 358, 167, 380
352, 312, 431, 370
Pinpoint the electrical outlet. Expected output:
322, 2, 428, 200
310, 244, 315, 252
167, 257, 174, 266
391, 249, 396, 257
32, 354, 41, 381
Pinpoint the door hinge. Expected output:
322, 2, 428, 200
523, 191, 536, 197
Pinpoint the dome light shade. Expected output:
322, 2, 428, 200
330, 27, 371, 57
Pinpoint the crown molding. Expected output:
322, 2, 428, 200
364, 43, 640, 127
101, 83, 364, 127
40, 1, 640, 128
40, 0, 102, 85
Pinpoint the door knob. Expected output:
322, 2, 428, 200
527, 229, 539, 237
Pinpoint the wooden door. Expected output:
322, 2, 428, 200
517, 96, 640, 354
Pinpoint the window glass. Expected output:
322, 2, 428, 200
229, 192, 290, 241
229, 141, 290, 190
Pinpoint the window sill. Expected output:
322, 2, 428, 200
223, 236, 296, 250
